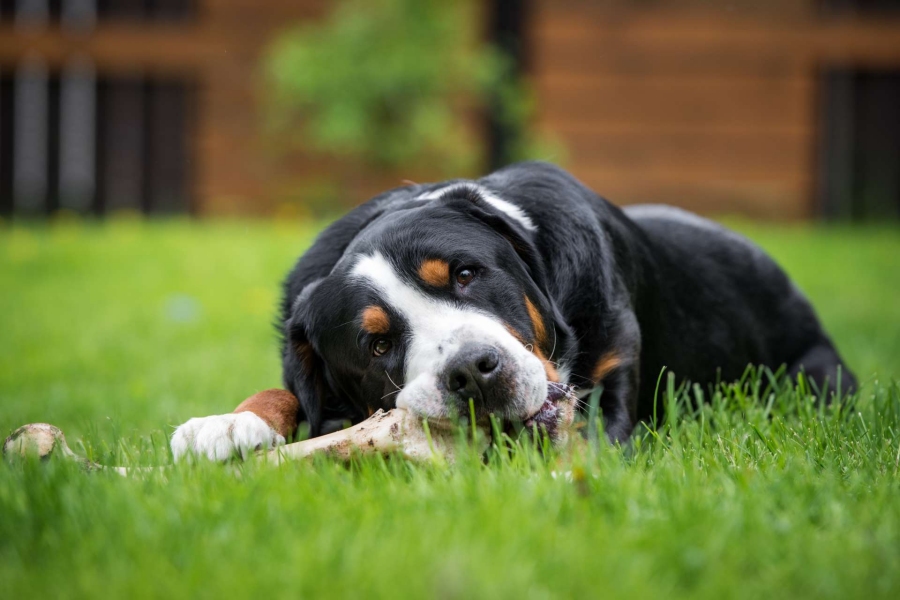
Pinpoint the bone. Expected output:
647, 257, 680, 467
3, 409, 488, 475
2, 423, 131, 476
268, 408, 488, 464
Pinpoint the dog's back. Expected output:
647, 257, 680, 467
625, 204, 856, 413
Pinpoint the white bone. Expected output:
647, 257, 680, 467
268, 408, 487, 464
3, 409, 487, 475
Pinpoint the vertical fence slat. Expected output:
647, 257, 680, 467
0, 0, 16, 20
61, 0, 96, 31
818, 68, 900, 220
93, 76, 106, 215
146, 80, 189, 214
13, 59, 48, 214
15, 0, 49, 25
102, 76, 144, 213
59, 59, 96, 213
0, 70, 14, 217
45, 72, 59, 213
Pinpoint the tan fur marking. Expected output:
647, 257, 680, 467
592, 353, 623, 383
506, 322, 558, 383
295, 341, 315, 371
233, 389, 301, 439
525, 296, 547, 347
535, 347, 560, 383
361, 306, 390, 334
504, 324, 526, 345
418, 259, 450, 287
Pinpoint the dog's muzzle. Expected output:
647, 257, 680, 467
442, 343, 510, 413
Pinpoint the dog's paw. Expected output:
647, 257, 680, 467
171, 412, 286, 462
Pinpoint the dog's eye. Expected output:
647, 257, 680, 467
373, 338, 392, 357
456, 268, 475, 287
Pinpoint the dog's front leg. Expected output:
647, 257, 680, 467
170, 389, 300, 461
585, 349, 640, 445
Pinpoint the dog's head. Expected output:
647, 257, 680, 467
283, 184, 575, 439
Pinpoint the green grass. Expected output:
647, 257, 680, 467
1, 219, 899, 599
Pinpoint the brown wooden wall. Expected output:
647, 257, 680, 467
528, 0, 900, 218
4, 1, 900, 218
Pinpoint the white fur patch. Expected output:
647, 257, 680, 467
556, 363, 572, 386
624, 204, 721, 231
170, 412, 285, 462
417, 183, 537, 232
351, 252, 546, 419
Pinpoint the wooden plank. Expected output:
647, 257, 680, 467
0, 25, 225, 72
814, 18, 900, 66
568, 171, 810, 219
559, 129, 808, 180
532, 0, 816, 18
529, 12, 809, 78
532, 38, 806, 78
534, 14, 798, 41
541, 120, 811, 137
529, 12, 900, 67
566, 163, 807, 189
533, 75, 812, 130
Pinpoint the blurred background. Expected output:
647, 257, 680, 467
1, 0, 899, 221
0, 1, 898, 477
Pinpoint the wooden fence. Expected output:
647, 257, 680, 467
2, 0, 900, 219
528, 0, 900, 218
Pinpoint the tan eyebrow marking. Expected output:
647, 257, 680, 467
505, 323, 559, 383
505, 324, 526, 344
418, 259, 450, 287
592, 352, 623, 383
361, 306, 390, 334
525, 295, 547, 347
534, 346, 560, 382
294, 341, 315, 371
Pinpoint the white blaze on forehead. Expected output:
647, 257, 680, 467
416, 183, 537, 232
350, 251, 547, 418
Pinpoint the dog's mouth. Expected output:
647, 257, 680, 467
522, 381, 576, 441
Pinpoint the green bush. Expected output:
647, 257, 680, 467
265, 0, 537, 174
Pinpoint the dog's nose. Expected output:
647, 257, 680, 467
444, 344, 501, 403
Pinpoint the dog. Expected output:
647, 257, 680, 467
171, 161, 856, 461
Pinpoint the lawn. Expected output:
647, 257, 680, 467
1, 218, 899, 599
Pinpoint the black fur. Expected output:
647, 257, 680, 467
281, 162, 856, 441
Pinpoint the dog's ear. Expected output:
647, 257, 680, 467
441, 187, 549, 291
282, 279, 334, 437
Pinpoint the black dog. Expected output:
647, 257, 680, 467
171, 162, 855, 459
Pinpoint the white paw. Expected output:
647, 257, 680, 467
170, 412, 286, 462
